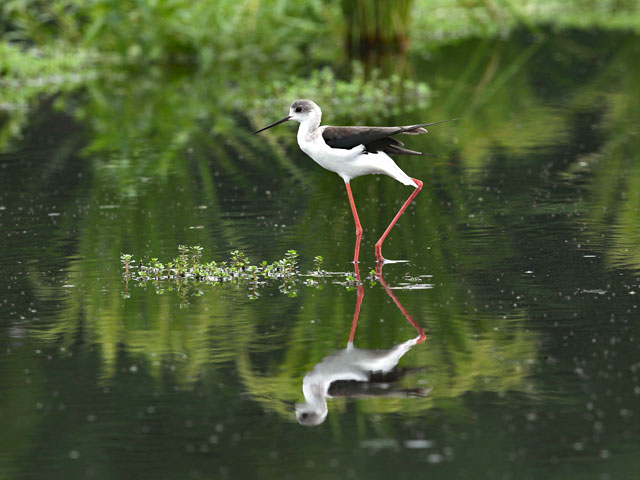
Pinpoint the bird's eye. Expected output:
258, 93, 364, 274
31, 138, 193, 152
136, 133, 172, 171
295, 107, 302, 113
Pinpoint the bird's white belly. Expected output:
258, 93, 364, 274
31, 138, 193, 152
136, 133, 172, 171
298, 138, 416, 186
299, 141, 355, 174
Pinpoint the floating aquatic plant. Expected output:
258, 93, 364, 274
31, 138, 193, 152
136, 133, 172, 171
121, 246, 368, 301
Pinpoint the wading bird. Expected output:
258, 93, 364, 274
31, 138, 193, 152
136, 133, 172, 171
253, 99, 449, 263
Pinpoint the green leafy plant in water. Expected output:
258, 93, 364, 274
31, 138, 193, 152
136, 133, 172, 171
124, 246, 439, 301
120, 253, 133, 277
123, 246, 359, 301
341, 272, 362, 290
190, 245, 203, 266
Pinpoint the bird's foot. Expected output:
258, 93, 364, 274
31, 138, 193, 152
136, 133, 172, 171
375, 248, 409, 265
378, 258, 409, 264
374, 244, 384, 263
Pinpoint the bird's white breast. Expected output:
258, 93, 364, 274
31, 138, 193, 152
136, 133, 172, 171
296, 125, 363, 180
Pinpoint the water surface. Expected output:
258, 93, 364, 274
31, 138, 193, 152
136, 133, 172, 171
1, 29, 639, 479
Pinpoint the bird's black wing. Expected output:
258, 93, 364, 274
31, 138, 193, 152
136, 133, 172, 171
322, 119, 455, 156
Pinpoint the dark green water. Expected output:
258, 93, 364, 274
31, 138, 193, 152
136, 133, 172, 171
1, 30, 639, 479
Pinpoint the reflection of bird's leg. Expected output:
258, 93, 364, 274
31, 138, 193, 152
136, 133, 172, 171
347, 271, 364, 346
375, 262, 426, 343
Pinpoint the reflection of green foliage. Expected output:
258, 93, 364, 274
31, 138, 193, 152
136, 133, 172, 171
26, 133, 538, 418
0, 43, 92, 148
26, 151, 228, 380
32, 262, 262, 384
19, 27, 639, 409
0, 346, 43, 478
594, 161, 640, 272
566, 39, 640, 273
412, 37, 570, 171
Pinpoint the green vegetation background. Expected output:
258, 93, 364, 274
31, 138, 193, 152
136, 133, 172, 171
3, 0, 640, 142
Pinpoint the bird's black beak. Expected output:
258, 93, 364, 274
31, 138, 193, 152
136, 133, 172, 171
252, 115, 292, 134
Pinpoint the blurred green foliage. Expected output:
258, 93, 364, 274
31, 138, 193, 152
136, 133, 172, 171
1, 0, 339, 65
252, 64, 431, 124
411, 0, 640, 43
342, 0, 415, 52
3, 0, 639, 63
3, 0, 640, 133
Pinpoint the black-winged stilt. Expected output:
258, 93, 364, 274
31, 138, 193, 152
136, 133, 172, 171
254, 99, 450, 263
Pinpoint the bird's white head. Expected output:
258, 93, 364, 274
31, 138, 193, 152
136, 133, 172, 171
288, 99, 321, 124
252, 99, 322, 135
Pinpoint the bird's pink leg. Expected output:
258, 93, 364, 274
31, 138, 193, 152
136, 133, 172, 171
375, 178, 423, 262
345, 181, 363, 266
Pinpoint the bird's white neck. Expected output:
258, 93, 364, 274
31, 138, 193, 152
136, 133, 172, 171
296, 115, 321, 144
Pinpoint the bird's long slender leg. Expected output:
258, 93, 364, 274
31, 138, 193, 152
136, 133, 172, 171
375, 262, 426, 343
375, 178, 423, 262
345, 181, 363, 266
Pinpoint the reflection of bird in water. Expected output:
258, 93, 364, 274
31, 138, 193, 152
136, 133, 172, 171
253, 99, 452, 263
296, 335, 429, 426
296, 263, 429, 427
